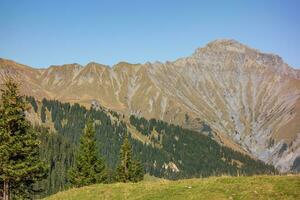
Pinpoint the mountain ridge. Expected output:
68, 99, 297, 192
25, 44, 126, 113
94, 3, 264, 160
1, 39, 300, 172
2, 39, 299, 71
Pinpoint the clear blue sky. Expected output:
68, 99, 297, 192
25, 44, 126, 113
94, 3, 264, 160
0, 0, 299, 68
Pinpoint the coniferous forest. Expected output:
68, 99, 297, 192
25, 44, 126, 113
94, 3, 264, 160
24, 97, 277, 197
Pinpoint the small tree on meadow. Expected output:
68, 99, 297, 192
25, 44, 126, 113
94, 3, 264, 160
68, 119, 107, 187
115, 136, 144, 182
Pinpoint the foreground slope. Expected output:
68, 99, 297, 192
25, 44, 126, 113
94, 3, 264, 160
1, 39, 300, 171
44, 175, 300, 200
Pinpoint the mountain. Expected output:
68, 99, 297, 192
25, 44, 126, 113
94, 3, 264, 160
1, 39, 300, 172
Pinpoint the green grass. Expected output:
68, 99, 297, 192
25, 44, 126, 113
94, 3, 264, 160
44, 175, 300, 200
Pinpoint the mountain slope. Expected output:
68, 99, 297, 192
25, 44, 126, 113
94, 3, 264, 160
26, 97, 276, 196
1, 39, 300, 172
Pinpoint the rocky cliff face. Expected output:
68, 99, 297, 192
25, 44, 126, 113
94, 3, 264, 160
1, 39, 300, 172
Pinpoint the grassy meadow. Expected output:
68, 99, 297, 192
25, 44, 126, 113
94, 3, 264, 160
44, 175, 300, 200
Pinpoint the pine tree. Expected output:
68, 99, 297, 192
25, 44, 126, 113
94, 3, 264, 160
41, 105, 46, 123
0, 79, 48, 200
68, 119, 107, 187
129, 160, 144, 182
116, 136, 144, 182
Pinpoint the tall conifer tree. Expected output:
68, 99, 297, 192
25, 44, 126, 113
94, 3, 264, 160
68, 119, 107, 187
116, 136, 144, 182
0, 79, 47, 200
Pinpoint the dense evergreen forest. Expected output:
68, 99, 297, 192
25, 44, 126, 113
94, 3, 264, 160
25, 97, 277, 197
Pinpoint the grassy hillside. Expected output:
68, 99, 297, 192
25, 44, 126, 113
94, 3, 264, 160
44, 175, 300, 200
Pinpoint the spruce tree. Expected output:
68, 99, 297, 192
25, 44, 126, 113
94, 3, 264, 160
0, 79, 48, 200
116, 136, 144, 182
68, 119, 107, 187
41, 105, 46, 123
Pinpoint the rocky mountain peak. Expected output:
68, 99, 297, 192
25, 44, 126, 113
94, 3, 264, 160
190, 39, 300, 79
85, 62, 109, 70
193, 39, 249, 56
46, 63, 83, 74
207, 39, 248, 49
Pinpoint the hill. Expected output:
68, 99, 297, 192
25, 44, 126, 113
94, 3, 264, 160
24, 97, 276, 197
1, 39, 300, 172
44, 175, 300, 200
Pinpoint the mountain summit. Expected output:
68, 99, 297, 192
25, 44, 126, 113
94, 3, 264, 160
1, 39, 300, 172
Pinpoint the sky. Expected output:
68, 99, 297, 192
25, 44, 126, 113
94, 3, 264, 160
0, 0, 299, 68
